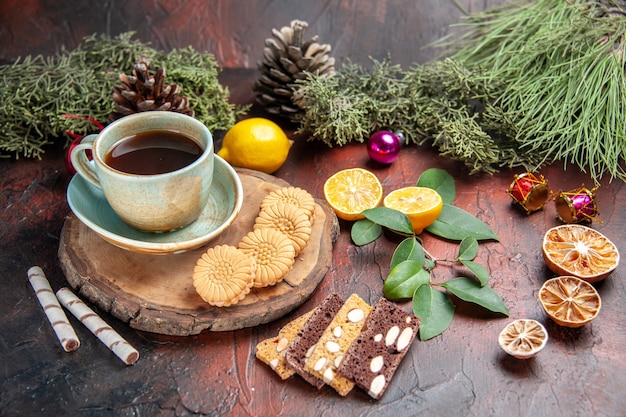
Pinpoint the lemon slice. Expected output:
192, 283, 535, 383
542, 224, 619, 283
383, 186, 443, 234
323, 168, 383, 221
538, 276, 601, 328
498, 319, 548, 359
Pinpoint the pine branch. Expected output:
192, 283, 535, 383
294, 58, 536, 174
0, 32, 245, 159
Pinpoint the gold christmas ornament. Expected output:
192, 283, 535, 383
254, 20, 336, 121
109, 60, 194, 122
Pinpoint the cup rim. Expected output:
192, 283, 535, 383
92, 112, 214, 178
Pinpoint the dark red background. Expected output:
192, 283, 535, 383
0, 0, 506, 68
1, 2, 625, 416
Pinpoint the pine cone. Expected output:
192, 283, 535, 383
109, 60, 194, 122
254, 20, 336, 121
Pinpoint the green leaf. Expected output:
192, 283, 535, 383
390, 237, 425, 270
457, 237, 479, 261
460, 260, 490, 287
362, 207, 414, 235
412, 285, 455, 341
351, 218, 382, 246
383, 260, 430, 300
441, 277, 509, 315
426, 204, 499, 241
417, 168, 456, 204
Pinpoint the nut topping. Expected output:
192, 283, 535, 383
347, 308, 365, 323
326, 340, 340, 353
385, 325, 400, 346
369, 374, 386, 397
333, 326, 343, 338
396, 328, 414, 351
276, 337, 289, 352
370, 356, 384, 373
313, 357, 327, 372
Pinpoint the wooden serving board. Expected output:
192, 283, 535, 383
58, 168, 338, 336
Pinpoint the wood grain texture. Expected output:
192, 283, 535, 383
58, 168, 338, 335
1, 70, 625, 416
0, 0, 507, 68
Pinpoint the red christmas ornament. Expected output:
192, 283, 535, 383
507, 172, 551, 214
367, 131, 402, 164
555, 184, 600, 223
62, 114, 103, 174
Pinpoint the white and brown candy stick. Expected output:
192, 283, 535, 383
56, 287, 139, 365
27, 266, 80, 352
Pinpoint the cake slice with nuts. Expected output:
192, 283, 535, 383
303, 293, 372, 396
284, 293, 345, 389
255, 309, 315, 380
337, 297, 420, 399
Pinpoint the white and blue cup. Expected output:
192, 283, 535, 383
70, 111, 214, 233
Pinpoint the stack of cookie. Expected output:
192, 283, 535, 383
192, 186, 316, 307
256, 293, 421, 399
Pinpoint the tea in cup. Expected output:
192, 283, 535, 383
70, 111, 214, 232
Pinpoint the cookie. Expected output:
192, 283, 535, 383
254, 202, 312, 255
304, 293, 372, 396
238, 227, 296, 288
284, 293, 345, 389
192, 245, 255, 307
261, 186, 316, 220
255, 309, 315, 380
337, 297, 420, 399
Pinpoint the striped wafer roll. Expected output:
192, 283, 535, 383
27, 266, 80, 352
56, 287, 139, 365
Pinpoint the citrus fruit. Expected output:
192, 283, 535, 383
323, 168, 383, 221
538, 276, 601, 328
498, 319, 548, 359
542, 224, 619, 283
217, 117, 292, 174
383, 186, 443, 234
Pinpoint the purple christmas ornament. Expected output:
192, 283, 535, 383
367, 131, 402, 164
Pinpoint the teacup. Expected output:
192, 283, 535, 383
70, 111, 214, 233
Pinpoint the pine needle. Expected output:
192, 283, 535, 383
445, 0, 626, 182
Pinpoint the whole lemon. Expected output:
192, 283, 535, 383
217, 117, 292, 174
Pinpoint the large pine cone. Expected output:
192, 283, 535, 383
109, 60, 194, 122
254, 20, 336, 122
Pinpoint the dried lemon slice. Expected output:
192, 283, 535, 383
542, 224, 619, 283
498, 319, 548, 359
261, 186, 316, 220
238, 228, 296, 288
254, 203, 312, 255
538, 276, 601, 328
192, 245, 255, 307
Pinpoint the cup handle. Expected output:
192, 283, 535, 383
70, 134, 101, 189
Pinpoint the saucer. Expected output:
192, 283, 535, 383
67, 155, 243, 254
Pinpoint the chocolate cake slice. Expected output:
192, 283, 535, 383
337, 297, 420, 399
284, 293, 344, 389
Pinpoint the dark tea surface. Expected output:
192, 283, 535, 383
105, 130, 203, 175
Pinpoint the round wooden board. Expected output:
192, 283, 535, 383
58, 168, 339, 336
